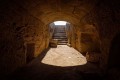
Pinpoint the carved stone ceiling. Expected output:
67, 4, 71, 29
12, 0, 99, 24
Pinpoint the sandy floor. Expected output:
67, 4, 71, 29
8, 45, 102, 80
41, 45, 87, 67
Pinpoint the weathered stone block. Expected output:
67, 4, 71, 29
49, 39, 58, 47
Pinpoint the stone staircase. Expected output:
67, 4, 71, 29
53, 26, 68, 45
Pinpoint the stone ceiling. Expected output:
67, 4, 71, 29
5, 0, 99, 25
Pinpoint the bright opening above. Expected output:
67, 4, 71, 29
54, 21, 67, 25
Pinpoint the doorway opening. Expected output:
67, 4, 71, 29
49, 21, 72, 46
52, 21, 68, 45
54, 21, 67, 25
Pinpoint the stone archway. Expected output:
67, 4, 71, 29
48, 21, 74, 47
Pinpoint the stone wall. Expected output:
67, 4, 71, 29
80, 0, 120, 71
69, 24, 100, 54
66, 23, 73, 46
80, 24, 100, 53
49, 23, 56, 40
0, 1, 49, 75
66, 20, 100, 55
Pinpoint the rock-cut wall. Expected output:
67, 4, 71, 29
0, 1, 49, 75
79, 0, 120, 71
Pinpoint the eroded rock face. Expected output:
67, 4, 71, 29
65, 0, 120, 74
0, 0, 50, 75
67, 24, 100, 54
80, 0, 120, 71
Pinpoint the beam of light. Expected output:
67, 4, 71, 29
54, 21, 67, 25
41, 45, 87, 67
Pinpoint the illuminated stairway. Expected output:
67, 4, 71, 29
53, 26, 68, 45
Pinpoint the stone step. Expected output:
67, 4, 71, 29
55, 29, 65, 30
58, 43, 67, 45
54, 33, 66, 35
54, 31, 66, 32
55, 27, 65, 30
55, 28, 65, 29
53, 35, 66, 37
53, 34, 66, 36
53, 27, 67, 45
53, 37, 67, 39
55, 30, 65, 31
58, 41, 68, 43
54, 31, 66, 33
55, 27, 65, 28
58, 39, 68, 41
54, 31, 65, 33
56, 38, 68, 41
53, 35, 67, 37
